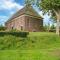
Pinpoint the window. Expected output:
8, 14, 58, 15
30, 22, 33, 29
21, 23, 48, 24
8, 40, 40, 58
12, 26, 13, 30
12, 25, 15, 30
21, 26, 23, 31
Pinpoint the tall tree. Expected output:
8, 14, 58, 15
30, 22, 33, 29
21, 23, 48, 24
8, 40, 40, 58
25, 0, 60, 36
40, 0, 60, 36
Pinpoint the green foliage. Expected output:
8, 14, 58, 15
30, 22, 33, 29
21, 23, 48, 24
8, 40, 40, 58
43, 24, 56, 32
0, 32, 60, 60
25, 0, 35, 5
40, 0, 60, 11
0, 32, 60, 50
50, 24, 56, 30
43, 24, 48, 31
25, 0, 60, 20
25, 0, 60, 11
0, 26, 6, 31
0, 32, 29, 37
9, 29, 18, 32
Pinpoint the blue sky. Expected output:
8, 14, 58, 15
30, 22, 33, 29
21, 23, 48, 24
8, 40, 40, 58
0, 0, 51, 26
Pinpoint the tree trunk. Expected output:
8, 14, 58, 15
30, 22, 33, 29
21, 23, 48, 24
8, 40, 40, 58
54, 9, 60, 36
56, 18, 60, 36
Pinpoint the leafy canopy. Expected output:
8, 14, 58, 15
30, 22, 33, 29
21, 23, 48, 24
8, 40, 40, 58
25, 0, 60, 12
40, 0, 60, 12
25, 0, 60, 21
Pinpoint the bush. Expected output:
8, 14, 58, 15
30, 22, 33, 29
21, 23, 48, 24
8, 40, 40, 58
0, 32, 29, 37
0, 26, 6, 31
49, 29, 56, 32
9, 29, 19, 32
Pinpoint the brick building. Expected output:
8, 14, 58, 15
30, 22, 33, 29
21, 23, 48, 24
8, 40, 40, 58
5, 5, 43, 32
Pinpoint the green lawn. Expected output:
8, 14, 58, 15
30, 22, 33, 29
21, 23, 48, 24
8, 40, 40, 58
0, 50, 60, 60
0, 32, 60, 60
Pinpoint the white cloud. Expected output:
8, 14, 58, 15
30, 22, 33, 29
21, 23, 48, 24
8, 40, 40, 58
0, 16, 8, 22
0, 0, 23, 10
0, 0, 23, 25
0, 0, 24, 25
0, 16, 9, 25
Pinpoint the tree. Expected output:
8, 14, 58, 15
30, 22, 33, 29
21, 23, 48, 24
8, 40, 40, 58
50, 24, 55, 30
25, 0, 60, 36
0, 25, 6, 31
40, 0, 60, 36
25, 0, 35, 6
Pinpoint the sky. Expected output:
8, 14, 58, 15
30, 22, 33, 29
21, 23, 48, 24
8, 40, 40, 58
0, 0, 51, 26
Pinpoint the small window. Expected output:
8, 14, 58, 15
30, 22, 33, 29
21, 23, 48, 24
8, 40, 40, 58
21, 26, 23, 31
12, 25, 15, 30
12, 26, 13, 30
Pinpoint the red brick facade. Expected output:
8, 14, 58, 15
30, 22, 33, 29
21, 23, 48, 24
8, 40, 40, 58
5, 6, 43, 32
25, 15, 43, 32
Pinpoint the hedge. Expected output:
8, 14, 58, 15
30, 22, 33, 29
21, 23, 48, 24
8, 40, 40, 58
0, 32, 29, 37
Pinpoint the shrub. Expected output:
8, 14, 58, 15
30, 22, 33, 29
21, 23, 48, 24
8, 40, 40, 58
0, 32, 29, 37
9, 29, 19, 32
0, 26, 6, 31
49, 29, 56, 32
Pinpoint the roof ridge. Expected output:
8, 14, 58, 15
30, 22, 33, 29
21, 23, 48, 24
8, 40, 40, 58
6, 5, 43, 23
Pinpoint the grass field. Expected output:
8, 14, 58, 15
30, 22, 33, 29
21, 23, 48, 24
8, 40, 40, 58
0, 32, 60, 60
0, 50, 60, 60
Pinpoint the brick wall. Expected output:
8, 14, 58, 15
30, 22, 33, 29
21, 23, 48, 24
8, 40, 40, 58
5, 15, 25, 31
5, 15, 43, 32
25, 15, 43, 32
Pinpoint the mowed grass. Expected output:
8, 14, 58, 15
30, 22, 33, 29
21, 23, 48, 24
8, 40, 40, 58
0, 50, 60, 60
0, 32, 60, 60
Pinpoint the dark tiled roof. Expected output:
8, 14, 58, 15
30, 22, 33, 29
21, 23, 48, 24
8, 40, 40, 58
7, 5, 43, 23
